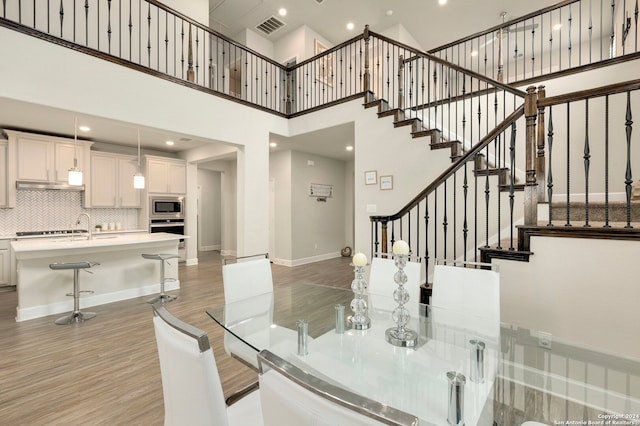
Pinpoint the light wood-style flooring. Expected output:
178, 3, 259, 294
0, 251, 354, 425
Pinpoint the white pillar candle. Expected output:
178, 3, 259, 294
392, 240, 410, 255
352, 252, 367, 266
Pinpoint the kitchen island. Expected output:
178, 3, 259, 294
11, 232, 184, 321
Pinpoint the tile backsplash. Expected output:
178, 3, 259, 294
0, 190, 140, 234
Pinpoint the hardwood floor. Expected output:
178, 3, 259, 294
0, 252, 354, 425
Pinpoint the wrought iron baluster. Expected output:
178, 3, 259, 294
568, 5, 573, 68
434, 187, 438, 263
165, 12, 169, 74
147, 3, 151, 66
59, 0, 63, 38
610, 0, 615, 58
453, 173, 457, 257
484, 144, 490, 248
496, 134, 502, 249
589, 0, 593, 63
604, 95, 611, 227
566, 103, 572, 227
180, 21, 185, 79
463, 163, 469, 259
531, 20, 536, 78
547, 107, 555, 226
624, 91, 634, 228
509, 123, 517, 249
584, 99, 591, 227
84, 0, 88, 46
424, 196, 430, 276
107, 0, 112, 53
443, 182, 448, 259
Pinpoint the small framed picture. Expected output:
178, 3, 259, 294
365, 170, 377, 185
380, 175, 393, 190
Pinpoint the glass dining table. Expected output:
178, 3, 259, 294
206, 283, 640, 426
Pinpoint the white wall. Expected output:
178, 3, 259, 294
380, 24, 424, 51
234, 28, 275, 59
162, 0, 209, 26
496, 236, 640, 359
269, 150, 292, 262
197, 168, 222, 250
274, 25, 333, 64
291, 150, 346, 264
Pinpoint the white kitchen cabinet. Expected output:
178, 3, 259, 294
0, 141, 7, 207
146, 156, 186, 194
8, 130, 92, 183
0, 239, 10, 286
90, 152, 141, 208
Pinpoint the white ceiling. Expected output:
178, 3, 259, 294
1, 0, 559, 163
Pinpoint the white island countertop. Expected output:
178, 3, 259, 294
12, 232, 186, 321
12, 232, 185, 258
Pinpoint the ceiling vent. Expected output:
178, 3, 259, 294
313, 0, 327, 4
256, 16, 286, 35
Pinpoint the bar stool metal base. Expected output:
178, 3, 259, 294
142, 253, 179, 305
147, 293, 177, 304
55, 311, 96, 325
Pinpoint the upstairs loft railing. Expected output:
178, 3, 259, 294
0, 0, 375, 116
370, 79, 640, 277
0, 0, 292, 114
0, 0, 529, 121
428, 0, 640, 86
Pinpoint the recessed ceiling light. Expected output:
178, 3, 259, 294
278, 8, 287, 16
346, 145, 353, 151
438, 0, 447, 5
346, 22, 354, 31
78, 125, 91, 132
165, 140, 175, 146
553, 23, 562, 31
270, 142, 277, 147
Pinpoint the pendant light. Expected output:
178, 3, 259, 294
68, 116, 83, 186
133, 129, 145, 189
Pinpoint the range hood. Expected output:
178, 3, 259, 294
16, 181, 85, 191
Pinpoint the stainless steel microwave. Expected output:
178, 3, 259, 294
150, 196, 184, 219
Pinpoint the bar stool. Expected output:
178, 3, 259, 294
142, 253, 178, 304
49, 261, 98, 325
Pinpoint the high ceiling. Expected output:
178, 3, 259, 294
209, 0, 560, 50
1, 0, 560, 162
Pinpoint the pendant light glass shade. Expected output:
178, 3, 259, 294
68, 116, 83, 186
134, 129, 145, 189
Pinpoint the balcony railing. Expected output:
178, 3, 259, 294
429, 0, 640, 85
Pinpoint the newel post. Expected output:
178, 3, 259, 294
363, 25, 372, 99
536, 85, 547, 202
524, 86, 539, 226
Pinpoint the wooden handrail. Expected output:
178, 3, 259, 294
538, 79, 640, 107
368, 31, 527, 99
427, 0, 581, 53
370, 104, 526, 223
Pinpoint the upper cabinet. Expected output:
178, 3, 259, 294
7, 130, 92, 184
88, 152, 141, 208
146, 155, 186, 194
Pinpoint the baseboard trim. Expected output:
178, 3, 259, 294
273, 252, 342, 267
15, 280, 181, 322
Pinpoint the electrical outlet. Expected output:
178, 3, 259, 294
538, 331, 552, 349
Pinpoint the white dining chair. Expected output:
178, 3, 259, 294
368, 255, 422, 313
257, 349, 419, 426
431, 259, 500, 340
222, 253, 274, 304
222, 253, 298, 369
152, 304, 263, 426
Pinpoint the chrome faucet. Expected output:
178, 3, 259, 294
73, 212, 92, 240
